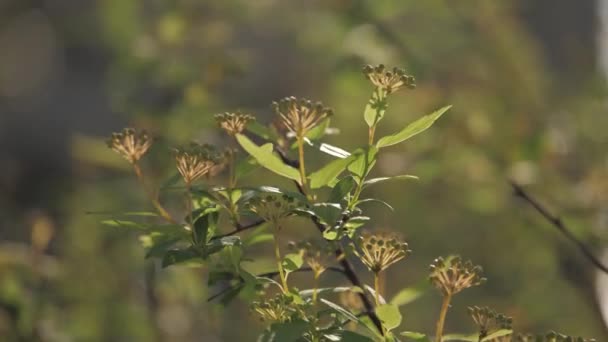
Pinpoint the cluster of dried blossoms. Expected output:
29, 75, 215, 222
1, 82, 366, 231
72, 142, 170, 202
468, 306, 513, 341
246, 192, 302, 226
516, 332, 595, 342
106, 128, 153, 164
430, 256, 486, 297
215, 111, 255, 136
251, 293, 298, 323
105, 64, 596, 341
272, 96, 333, 138
363, 64, 416, 94
354, 231, 411, 274
173, 143, 224, 185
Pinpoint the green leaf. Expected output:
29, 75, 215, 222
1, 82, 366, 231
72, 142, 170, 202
400, 331, 431, 342
299, 286, 355, 299
443, 333, 477, 341
390, 281, 429, 307
363, 175, 419, 189
322, 229, 338, 240
235, 156, 259, 180
102, 220, 184, 233
320, 298, 359, 322
347, 147, 378, 179
235, 134, 300, 182
328, 176, 357, 203
309, 154, 357, 189
282, 253, 303, 273
376, 304, 402, 331
356, 198, 394, 211
246, 120, 278, 141
335, 331, 374, 342
192, 211, 219, 245
306, 117, 331, 140
139, 232, 184, 259
161, 247, 202, 267
259, 320, 310, 342
363, 88, 387, 127
481, 330, 513, 341
376, 105, 451, 148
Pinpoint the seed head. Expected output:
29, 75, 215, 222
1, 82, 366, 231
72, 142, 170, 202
363, 64, 416, 94
173, 143, 222, 185
107, 128, 153, 164
272, 96, 333, 138
468, 306, 513, 341
247, 192, 302, 225
353, 231, 411, 274
429, 256, 486, 296
215, 111, 255, 136
516, 332, 595, 342
251, 293, 296, 323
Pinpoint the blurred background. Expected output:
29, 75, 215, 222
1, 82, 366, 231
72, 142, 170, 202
1, 0, 608, 341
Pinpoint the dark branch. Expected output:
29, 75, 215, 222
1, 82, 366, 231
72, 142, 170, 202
509, 180, 608, 275
212, 219, 266, 240
274, 147, 384, 335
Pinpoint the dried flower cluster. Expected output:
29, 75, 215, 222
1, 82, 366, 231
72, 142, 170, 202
251, 293, 297, 323
468, 306, 513, 340
173, 143, 223, 185
354, 231, 411, 274
429, 256, 486, 296
215, 111, 255, 136
272, 96, 333, 138
363, 64, 416, 94
516, 332, 596, 342
107, 128, 153, 164
247, 192, 302, 225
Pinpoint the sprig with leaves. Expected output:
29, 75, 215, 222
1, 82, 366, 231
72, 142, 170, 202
103, 64, 595, 342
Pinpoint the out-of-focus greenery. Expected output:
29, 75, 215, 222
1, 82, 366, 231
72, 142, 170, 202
1, 1, 607, 341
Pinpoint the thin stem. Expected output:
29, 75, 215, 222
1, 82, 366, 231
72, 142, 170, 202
228, 148, 236, 189
435, 294, 452, 342
368, 125, 376, 146
373, 272, 381, 306
132, 163, 176, 224
312, 274, 320, 306
272, 224, 288, 292
185, 183, 194, 230
510, 181, 608, 275
297, 136, 308, 189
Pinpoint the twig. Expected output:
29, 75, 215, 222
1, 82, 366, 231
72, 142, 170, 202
211, 219, 266, 240
509, 180, 608, 275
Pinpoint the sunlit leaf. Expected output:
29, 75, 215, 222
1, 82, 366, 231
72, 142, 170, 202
236, 134, 300, 182
363, 88, 387, 127
400, 331, 431, 342
347, 147, 377, 179
282, 253, 303, 273
390, 281, 429, 307
481, 330, 513, 341
320, 298, 359, 322
376, 105, 451, 148
356, 198, 394, 211
363, 175, 419, 189
309, 154, 357, 189
376, 304, 402, 331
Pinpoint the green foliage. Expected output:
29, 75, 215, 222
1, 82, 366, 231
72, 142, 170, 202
99, 63, 595, 342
